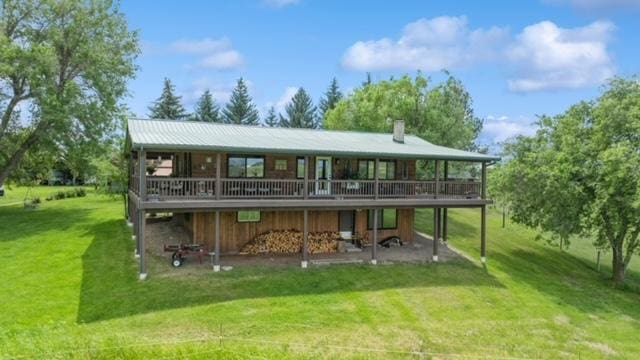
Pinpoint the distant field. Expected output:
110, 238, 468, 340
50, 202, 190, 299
1, 188, 639, 359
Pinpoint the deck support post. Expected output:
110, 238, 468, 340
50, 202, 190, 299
302, 209, 308, 268
481, 162, 487, 199
215, 153, 221, 200
481, 205, 487, 263
138, 209, 147, 280
139, 150, 146, 202
433, 207, 439, 262
214, 210, 220, 272
371, 208, 378, 265
443, 161, 449, 243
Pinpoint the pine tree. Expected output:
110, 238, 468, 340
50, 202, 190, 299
148, 78, 188, 119
319, 77, 343, 119
264, 106, 279, 127
191, 90, 221, 122
362, 72, 372, 87
222, 78, 259, 125
282, 87, 318, 128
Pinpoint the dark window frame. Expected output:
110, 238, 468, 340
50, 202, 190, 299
236, 210, 261, 223
367, 208, 398, 230
357, 159, 395, 180
296, 157, 306, 179
227, 155, 266, 178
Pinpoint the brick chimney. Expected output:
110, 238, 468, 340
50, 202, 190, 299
393, 120, 405, 143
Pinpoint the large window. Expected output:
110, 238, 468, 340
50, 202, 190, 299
228, 156, 265, 178
367, 208, 398, 229
296, 157, 306, 179
237, 211, 261, 223
358, 160, 395, 180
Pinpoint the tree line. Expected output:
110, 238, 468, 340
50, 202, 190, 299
147, 77, 344, 129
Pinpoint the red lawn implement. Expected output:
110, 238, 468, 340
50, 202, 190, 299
163, 243, 206, 267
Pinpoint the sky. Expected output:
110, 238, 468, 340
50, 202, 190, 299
121, 0, 640, 152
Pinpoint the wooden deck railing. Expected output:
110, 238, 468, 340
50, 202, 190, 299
139, 177, 482, 201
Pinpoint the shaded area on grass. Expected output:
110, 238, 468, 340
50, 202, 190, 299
77, 219, 504, 323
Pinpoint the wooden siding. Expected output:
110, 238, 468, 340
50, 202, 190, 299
186, 209, 414, 253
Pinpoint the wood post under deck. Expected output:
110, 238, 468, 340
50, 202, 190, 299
371, 208, 378, 265
138, 150, 147, 280
214, 210, 220, 272
481, 161, 488, 263
433, 207, 439, 262
443, 161, 449, 243
302, 209, 309, 268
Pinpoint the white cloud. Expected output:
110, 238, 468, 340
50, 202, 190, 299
507, 20, 615, 92
263, 0, 300, 8
481, 115, 538, 144
342, 16, 617, 92
341, 16, 509, 71
198, 50, 244, 69
170, 38, 232, 54
544, 0, 640, 10
166, 37, 244, 70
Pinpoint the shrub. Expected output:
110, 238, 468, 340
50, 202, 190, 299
54, 191, 66, 200
75, 188, 87, 197
32, 197, 41, 204
45, 196, 53, 201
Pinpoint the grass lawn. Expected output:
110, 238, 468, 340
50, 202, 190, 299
1, 189, 639, 359
0, 185, 93, 206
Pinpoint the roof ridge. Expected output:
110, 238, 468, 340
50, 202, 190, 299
128, 117, 422, 139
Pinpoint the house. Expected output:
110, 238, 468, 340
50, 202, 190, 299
127, 118, 499, 279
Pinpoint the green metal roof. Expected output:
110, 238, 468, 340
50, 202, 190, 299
128, 118, 500, 162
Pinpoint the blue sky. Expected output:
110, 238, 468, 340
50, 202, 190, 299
122, 0, 640, 150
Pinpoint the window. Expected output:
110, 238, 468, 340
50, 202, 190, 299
237, 211, 261, 222
367, 208, 398, 229
227, 156, 265, 178
296, 157, 306, 179
275, 159, 287, 171
401, 161, 409, 180
358, 160, 375, 179
358, 160, 395, 180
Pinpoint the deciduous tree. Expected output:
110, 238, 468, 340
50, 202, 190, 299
492, 77, 640, 286
0, 0, 139, 186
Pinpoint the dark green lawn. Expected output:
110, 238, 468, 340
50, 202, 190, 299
1, 190, 639, 359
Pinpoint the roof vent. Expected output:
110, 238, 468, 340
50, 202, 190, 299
393, 120, 405, 144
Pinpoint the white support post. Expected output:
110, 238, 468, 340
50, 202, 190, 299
302, 209, 309, 268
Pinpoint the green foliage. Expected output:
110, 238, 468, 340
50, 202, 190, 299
223, 78, 259, 125
318, 77, 343, 123
280, 88, 318, 128
191, 89, 221, 122
148, 78, 188, 119
263, 106, 279, 127
0, 0, 139, 186
324, 73, 482, 150
492, 77, 640, 286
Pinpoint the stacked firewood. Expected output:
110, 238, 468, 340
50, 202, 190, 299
240, 230, 339, 255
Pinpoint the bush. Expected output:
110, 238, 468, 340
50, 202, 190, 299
54, 191, 66, 200
75, 188, 86, 197
32, 197, 41, 204
45, 196, 53, 201
65, 190, 76, 198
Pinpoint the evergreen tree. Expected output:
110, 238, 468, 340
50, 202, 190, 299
278, 113, 289, 128
362, 72, 372, 87
222, 78, 259, 125
264, 106, 279, 127
282, 87, 318, 128
191, 90, 221, 122
319, 77, 343, 120
148, 78, 188, 119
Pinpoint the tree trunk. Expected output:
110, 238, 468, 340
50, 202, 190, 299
612, 247, 626, 287
0, 121, 48, 187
